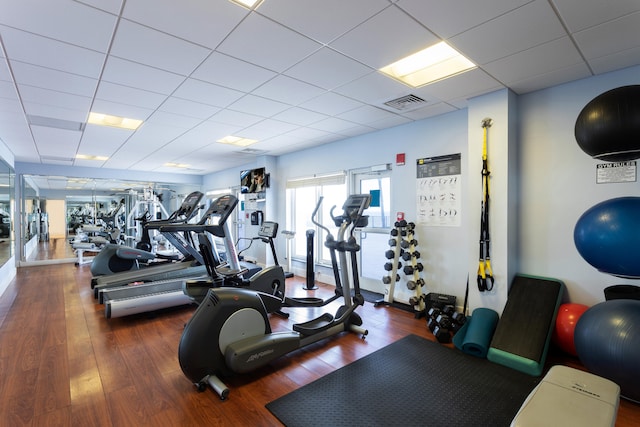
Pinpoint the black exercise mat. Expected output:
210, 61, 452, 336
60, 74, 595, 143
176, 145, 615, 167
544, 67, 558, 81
266, 334, 540, 427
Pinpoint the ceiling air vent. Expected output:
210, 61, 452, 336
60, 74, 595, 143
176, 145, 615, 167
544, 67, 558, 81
234, 148, 268, 156
384, 94, 428, 111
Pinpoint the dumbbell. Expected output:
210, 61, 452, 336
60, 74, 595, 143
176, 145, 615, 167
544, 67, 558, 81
390, 228, 399, 237
409, 296, 422, 306
427, 307, 441, 319
385, 249, 395, 259
382, 274, 401, 284
451, 311, 467, 333
384, 261, 402, 271
415, 278, 426, 288
394, 219, 407, 228
388, 238, 397, 247
402, 263, 424, 275
400, 250, 420, 261
406, 222, 416, 231
427, 317, 438, 332
442, 304, 455, 316
433, 325, 451, 343
400, 239, 418, 249
407, 280, 417, 290
435, 314, 452, 330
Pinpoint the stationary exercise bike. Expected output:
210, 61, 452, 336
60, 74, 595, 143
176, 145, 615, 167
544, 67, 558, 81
178, 194, 371, 399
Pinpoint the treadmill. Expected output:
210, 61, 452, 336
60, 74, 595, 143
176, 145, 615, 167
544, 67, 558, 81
100, 194, 240, 318
91, 191, 206, 294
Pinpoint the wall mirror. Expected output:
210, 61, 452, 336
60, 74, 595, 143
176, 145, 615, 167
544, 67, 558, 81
21, 174, 202, 264
0, 158, 15, 268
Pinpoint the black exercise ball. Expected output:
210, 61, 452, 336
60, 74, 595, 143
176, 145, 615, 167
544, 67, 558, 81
574, 85, 640, 162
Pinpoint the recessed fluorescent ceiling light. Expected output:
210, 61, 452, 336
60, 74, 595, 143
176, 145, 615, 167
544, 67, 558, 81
217, 135, 259, 147
229, 0, 264, 10
87, 112, 143, 130
380, 41, 476, 88
164, 162, 190, 168
76, 154, 108, 161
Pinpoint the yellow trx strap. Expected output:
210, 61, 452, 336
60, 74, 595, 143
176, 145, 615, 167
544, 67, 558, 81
477, 118, 494, 292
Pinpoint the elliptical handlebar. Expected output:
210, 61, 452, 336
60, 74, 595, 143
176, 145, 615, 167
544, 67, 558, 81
311, 196, 331, 235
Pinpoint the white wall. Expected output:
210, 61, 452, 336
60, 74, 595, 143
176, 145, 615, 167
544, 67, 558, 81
518, 65, 640, 306
202, 64, 640, 311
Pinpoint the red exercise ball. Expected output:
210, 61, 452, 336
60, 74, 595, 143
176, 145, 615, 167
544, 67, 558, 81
553, 303, 589, 356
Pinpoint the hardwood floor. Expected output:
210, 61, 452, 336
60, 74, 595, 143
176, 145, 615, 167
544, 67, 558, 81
0, 255, 638, 425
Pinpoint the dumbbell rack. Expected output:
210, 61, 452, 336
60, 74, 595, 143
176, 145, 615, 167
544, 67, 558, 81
379, 220, 427, 318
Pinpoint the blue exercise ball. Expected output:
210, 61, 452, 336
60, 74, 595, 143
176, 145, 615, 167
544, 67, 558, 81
575, 85, 640, 162
574, 197, 640, 278
574, 299, 640, 402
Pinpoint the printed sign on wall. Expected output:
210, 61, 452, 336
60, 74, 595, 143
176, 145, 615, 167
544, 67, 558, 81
416, 153, 462, 227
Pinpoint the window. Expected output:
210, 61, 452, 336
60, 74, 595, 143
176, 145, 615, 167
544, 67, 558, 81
286, 172, 346, 266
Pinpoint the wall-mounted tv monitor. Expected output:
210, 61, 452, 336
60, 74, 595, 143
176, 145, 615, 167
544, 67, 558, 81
240, 167, 269, 194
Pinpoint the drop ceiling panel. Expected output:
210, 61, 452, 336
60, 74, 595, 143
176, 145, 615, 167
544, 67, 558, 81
483, 37, 585, 87
450, 1, 567, 65
284, 48, 373, 91
258, 0, 389, 44
18, 85, 92, 114
144, 110, 201, 130
208, 109, 264, 128
419, 68, 502, 103
552, 0, 640, 32
399, 102, 457, 121
95, 81, 167, 110
22, 101, 87, 123
10, 62, 98, 97
122, 0, 246, 49
216, 13, 321, 73
0, 0, 116, 52
309, 116, 361, 134
239, 118, 299, 141
122, 122, 188, 151
506, 62, 592, 95
90, 99, 154, 122
227, 94, 291, 118
331, 6, 440, 69
271, 107, 329, 127
299, 92, 363, 116
101, 57, 184, 95
588, 46, 640, 75
191, 52, 277, 93
0, 26, 105, 78
170, 121, 240, 149
158, 97, 221, 120
110, 19, 211, 76
31, 126, 81, 157
251, 75, 325, 106
77, 125, 133, 156
335, 71, 430, 109
396, 0, 532, 39
573, 12, 640, 60
173, 78, 244, 108
338, 105, 402, 127
75, 0, 122, 15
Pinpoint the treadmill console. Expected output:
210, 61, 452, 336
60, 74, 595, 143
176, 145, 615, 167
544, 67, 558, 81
178, 191, 205, 221
199, 194, 239, 227
258, 221, 278, 239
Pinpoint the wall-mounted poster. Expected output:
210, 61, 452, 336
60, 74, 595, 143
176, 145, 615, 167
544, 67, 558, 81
416, 153, 462, 226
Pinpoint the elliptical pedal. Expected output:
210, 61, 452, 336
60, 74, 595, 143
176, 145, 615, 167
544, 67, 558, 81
293, 312, 335, 336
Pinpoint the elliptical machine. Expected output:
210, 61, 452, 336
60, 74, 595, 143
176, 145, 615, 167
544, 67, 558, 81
177, 194, 371, 399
